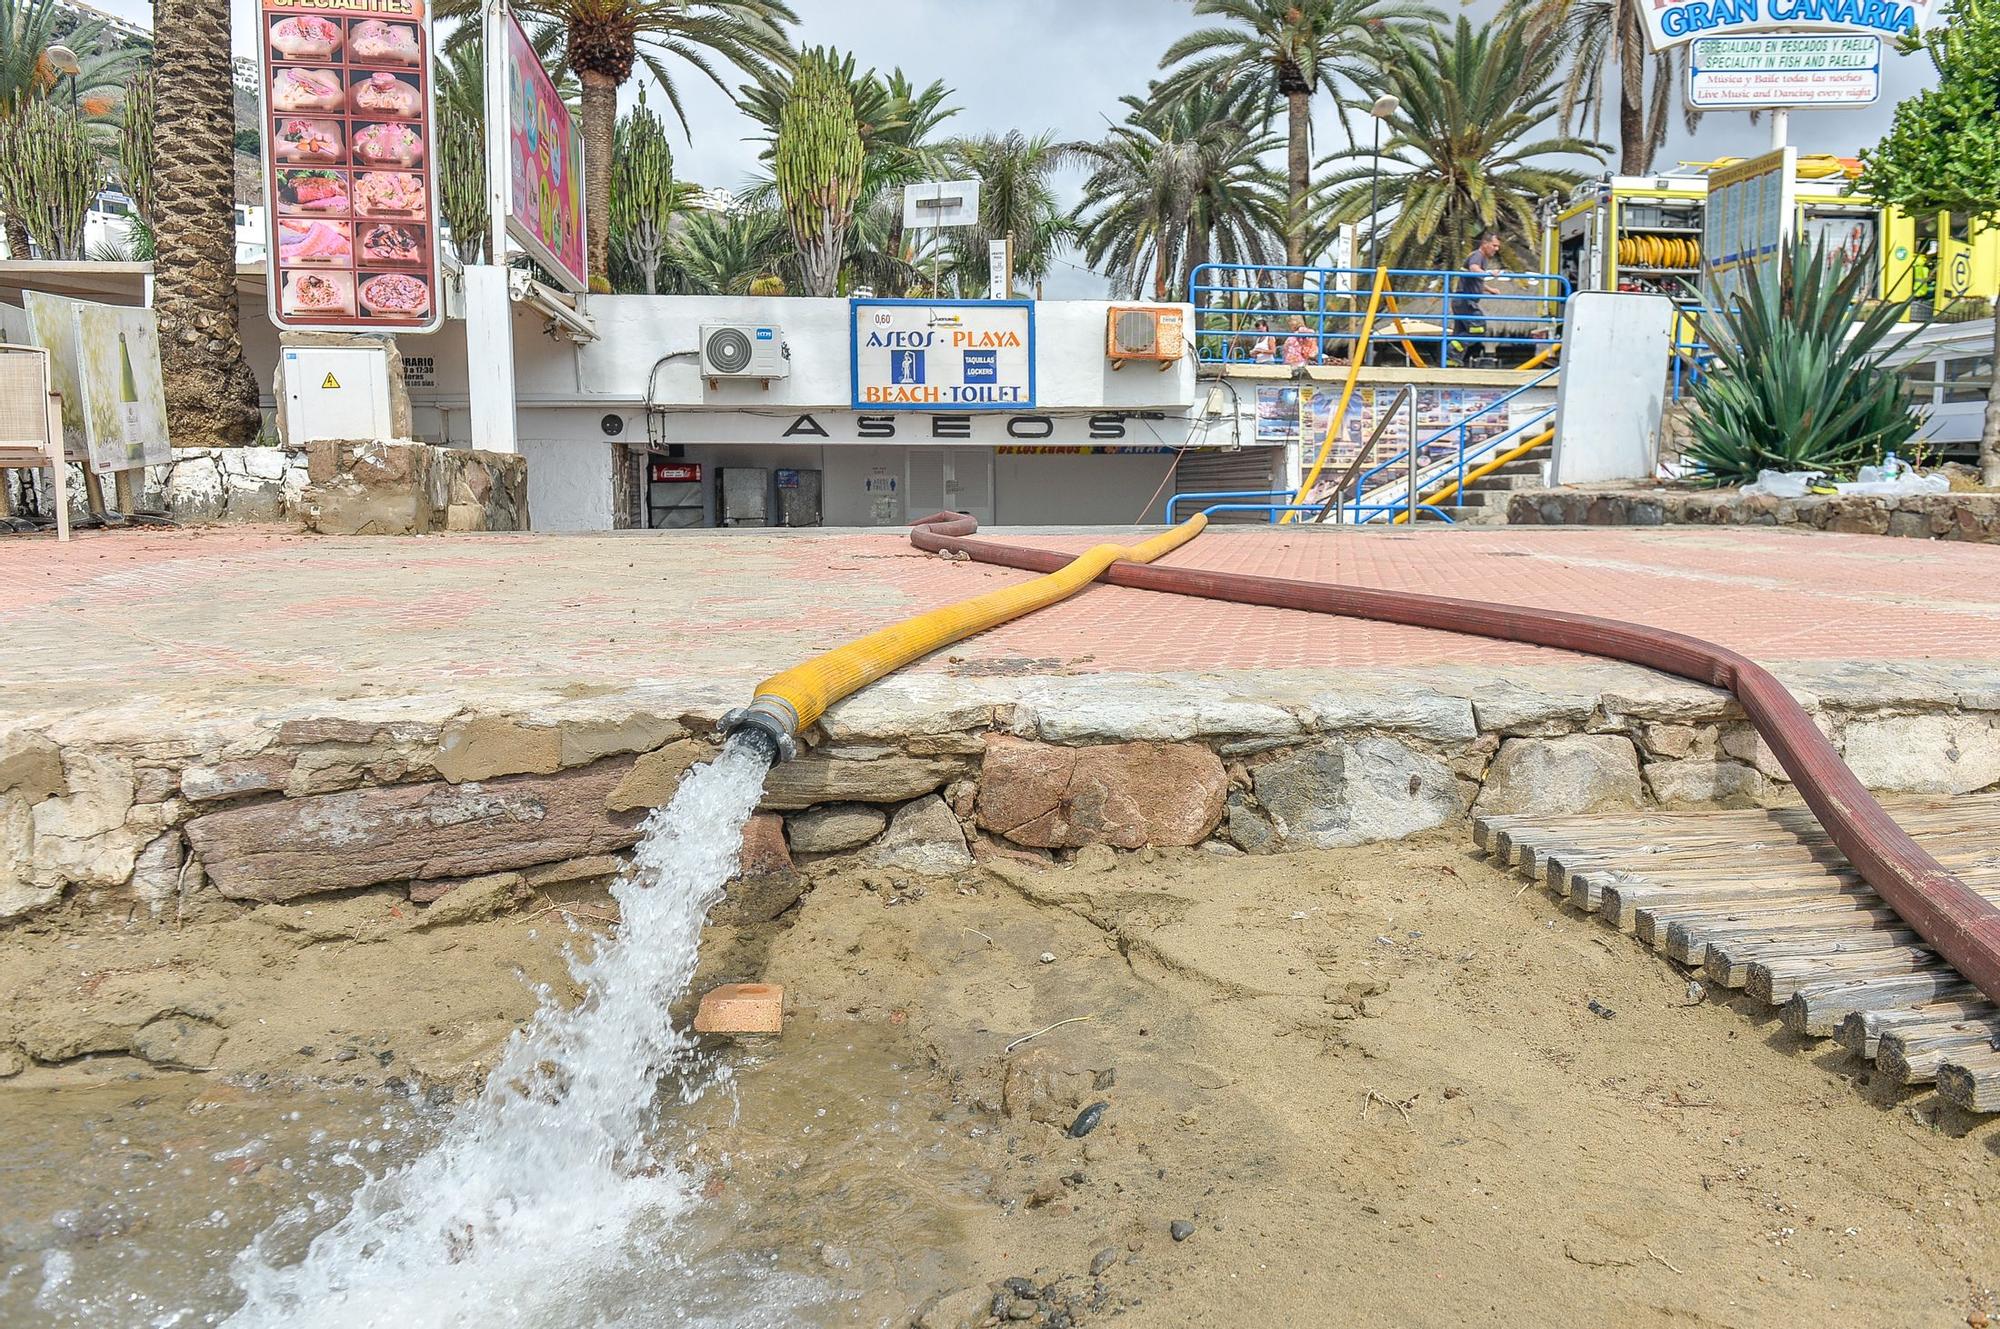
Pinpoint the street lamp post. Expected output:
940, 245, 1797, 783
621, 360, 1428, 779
1366, 93, 1399, 269
45, 44, 81, 112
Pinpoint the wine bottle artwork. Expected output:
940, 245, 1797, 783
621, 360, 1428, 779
117, 330, 146, 449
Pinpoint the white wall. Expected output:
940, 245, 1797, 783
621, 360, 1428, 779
571, 295, 1196, 415
519, 438, 612, 531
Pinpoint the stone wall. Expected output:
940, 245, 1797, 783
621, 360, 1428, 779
109, 441, 531, 532
5, 667, 1998, 932
142, 446, 312, 523
296, 440, 529, 534
1508, 484, 2000, 542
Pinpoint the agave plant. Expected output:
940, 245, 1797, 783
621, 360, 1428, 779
1687, 239, 1921, 486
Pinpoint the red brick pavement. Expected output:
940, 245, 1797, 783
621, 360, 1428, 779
2, 524, 1996, 708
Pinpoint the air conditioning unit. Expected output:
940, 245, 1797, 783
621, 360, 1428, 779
700, 323, 790, 382
1107, 306, 1186, 370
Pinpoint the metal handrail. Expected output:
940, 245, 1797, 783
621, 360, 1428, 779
1672, 307, 1713, 400
1350, 366, 1559, 500
1198, 501, 1458, 524
1190, 261, 1571, 368
1312, 385, 1412, 524
1165, 488, 1299, 524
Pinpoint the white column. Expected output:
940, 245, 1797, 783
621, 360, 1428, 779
464, 265, 517, 455
1769, 108, 1789, 151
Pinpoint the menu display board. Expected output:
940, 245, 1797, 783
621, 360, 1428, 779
259, 0, 443, 334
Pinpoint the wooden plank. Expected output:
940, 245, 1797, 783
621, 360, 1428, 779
1638, 891, 1889, 952
1542, 825, 2000, 886
1933, 1048, 2000, 1111
1699, 922, 1917, 988
1748, 946, 1939, 1005
1835, 994, 1993, 1059
1470, 814, 1514, 853
1782, 970, 1977, 1037
1878, 1017, 2000, 1086
1567, 836, 1999, 900
1667, 903, 1903, 963
1607, 880, 1877, 937
1935, 1050, 2000, 1113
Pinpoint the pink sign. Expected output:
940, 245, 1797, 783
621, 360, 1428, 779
504, 11, 585, 290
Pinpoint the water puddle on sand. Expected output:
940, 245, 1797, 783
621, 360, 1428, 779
1, 741, 992, 1326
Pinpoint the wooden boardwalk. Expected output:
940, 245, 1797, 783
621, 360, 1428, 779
1473, 795, 2000, 1114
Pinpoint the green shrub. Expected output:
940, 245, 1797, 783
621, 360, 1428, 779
1688, 239, 1921, 486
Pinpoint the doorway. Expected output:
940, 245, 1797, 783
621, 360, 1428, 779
906, 448, 993, 525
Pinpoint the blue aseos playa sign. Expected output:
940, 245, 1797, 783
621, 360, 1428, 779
1644, 0, 1931, 49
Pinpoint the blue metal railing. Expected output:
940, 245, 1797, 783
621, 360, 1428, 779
1162, 492, 1459, 524
1189, 262, 1570, 368
1343, 369, 1559, 520
1167, 365, 1560, 527
1671, 307, 1713, 400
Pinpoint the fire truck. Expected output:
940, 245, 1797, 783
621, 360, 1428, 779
1540, 156, 2000, 316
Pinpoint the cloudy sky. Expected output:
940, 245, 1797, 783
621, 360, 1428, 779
112, 0, 1939, 292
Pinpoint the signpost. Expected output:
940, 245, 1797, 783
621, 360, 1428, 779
1688, 34, 1881, 107
1704, 147, 1798, 312
987, 237, 1012, 300
257, 0, 443, 334
903, 180, 980, 298
850, 299, 1034, 411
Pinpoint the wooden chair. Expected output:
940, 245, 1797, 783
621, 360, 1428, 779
0, 344, 70, 541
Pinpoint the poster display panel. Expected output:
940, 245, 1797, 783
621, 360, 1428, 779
73, 304, 170, 473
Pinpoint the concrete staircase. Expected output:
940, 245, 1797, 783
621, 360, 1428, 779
1429, 448, 1550, 524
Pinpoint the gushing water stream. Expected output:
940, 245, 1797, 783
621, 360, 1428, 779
226, 739, 773, 1327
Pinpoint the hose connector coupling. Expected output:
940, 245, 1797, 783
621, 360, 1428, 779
718, 696, 800, 766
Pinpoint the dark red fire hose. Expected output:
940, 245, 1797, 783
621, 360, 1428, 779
909, 512, 2000, 1007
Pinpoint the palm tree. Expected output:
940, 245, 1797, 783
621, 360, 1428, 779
943, 131, 1079, 296
1159, 0, 1438, 275
1312, 16, 1600, 272
660, 206, 788, 294
152, 0, 259, 446
1522, 0, 1698, 175
449, 0, 796, 286
1073, 80, 1283, 300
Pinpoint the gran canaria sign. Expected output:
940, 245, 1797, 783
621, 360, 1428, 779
1644, 0, 1932, 49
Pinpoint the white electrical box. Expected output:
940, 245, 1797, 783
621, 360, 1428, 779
281, 345, 393, 446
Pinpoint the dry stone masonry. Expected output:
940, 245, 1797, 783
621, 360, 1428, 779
5, 663, 2000, 932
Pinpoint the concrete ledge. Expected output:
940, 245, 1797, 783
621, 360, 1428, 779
1508, 484, 2000, 542
7, 661, 1998, 930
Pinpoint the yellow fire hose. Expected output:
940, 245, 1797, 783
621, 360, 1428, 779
718, 515, 1209, 758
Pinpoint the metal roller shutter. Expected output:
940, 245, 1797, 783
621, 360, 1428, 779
1171, 447, 1283, 524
